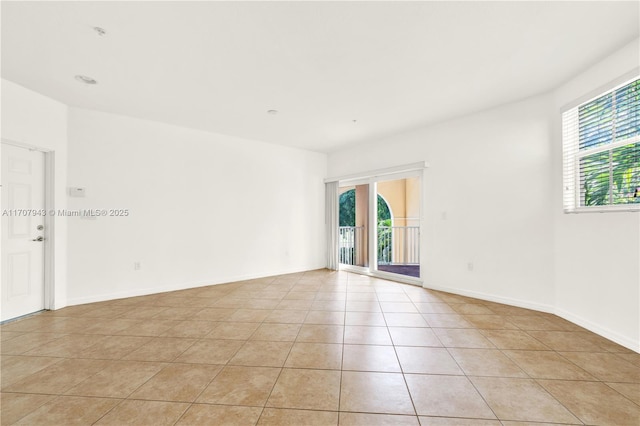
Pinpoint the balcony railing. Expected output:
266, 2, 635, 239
339, 225, 419, 266
339, 226, 365, 266
378, 226, 420, 265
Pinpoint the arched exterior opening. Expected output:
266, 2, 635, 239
338, 189, 392, 226
338, 188, 393, 267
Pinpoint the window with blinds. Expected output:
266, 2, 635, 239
562, 77, 640, 212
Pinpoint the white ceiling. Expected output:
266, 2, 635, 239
2, 1, 638, 153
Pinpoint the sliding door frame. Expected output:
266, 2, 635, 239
336, 167, 424, 286
337, 177, 371, 276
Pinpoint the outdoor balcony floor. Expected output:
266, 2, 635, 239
377, 264, 420, 278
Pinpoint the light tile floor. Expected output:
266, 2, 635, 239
1, 270, 639, 425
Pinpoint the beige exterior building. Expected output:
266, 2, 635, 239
339, 177, 420, 266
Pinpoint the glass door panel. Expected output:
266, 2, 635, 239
375, 176, 421, 278
338, 184, 369, 268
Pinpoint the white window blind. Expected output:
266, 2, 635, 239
562, 77, 640, 212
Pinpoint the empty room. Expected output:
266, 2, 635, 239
1, 1, 639, 425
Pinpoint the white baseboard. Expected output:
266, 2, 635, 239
423, 283, 639, 353
64, 263, 326, 307
423, 283, 554, 313
62, 270, 640, 354
555, 308, 640, 353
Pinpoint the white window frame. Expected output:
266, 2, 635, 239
562, 76, 640, 214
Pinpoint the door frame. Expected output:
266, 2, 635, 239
335, 165, 425, 286
1, 138, 56, 312
337, 178, 372, 277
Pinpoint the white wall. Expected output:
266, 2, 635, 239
1, 79, 69, 309
552, 38, 640, 351
4, 36, 637, 350
329, 94, 556, 312
328, 38, 640, 351
65, 108, 326, 304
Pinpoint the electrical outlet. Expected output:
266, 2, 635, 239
467, 262, 474, 271
134, 262, 141, 271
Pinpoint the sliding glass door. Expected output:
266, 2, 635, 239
375, 175, 421, 279
338, 183, 369, 270
338, 171, 422, 284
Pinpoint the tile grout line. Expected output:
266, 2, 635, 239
87, 333, 204, 425
382, 285, 419, 420
392, 289, 422, 424
431, 296, 504, 423
452, 304, 587, 424
254, 275, 309, 425
469, 304, 597, 425
336, 275, 349, 422
2, 270, 638, 425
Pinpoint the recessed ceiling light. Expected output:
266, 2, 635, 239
267, 109, 278, 115
93, 26, 106, 36
75, 75, 98, 85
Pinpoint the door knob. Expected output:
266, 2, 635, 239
32, 236, 44, 242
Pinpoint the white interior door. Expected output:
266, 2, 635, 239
1, 144, 46, 321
